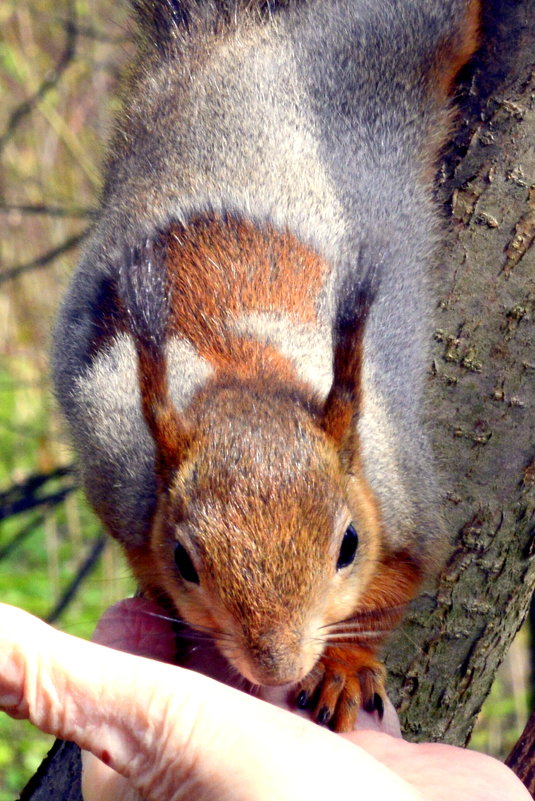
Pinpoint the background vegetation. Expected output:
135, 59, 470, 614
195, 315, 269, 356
1, 2, 135, 797
0, 1, 530, 798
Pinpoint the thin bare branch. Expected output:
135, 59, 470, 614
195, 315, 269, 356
0, 203, 95, 219
0, 465, 77, 521
46, 536, 107, 624
0, 513, 47, 561
63, 20, 129, 44
0, 0, 78, 153
0, 231, 87, 283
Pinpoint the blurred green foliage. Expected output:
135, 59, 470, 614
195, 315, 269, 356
0, 346, 134, 800
1, 1, 134, 796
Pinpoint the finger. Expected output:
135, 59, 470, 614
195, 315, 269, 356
92, 597, 178, 662
84, 597, 202, 801
0, 603, 223, 798
94, 598, 244, 688
345, 732, 532, 801
0, 603, 420, 801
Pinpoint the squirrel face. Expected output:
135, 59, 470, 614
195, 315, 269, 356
147, 382, 382, 686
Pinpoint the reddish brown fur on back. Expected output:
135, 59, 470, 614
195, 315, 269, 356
164, 213, 328, 381
86, 214, 332, 483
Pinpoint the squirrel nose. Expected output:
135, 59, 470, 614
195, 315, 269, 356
247, 633, 304, 685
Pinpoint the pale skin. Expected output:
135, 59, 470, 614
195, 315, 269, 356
0, 599, 529, 801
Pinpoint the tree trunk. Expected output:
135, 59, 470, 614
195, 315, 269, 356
385, 0, 535, 747
19, 0, 535, 795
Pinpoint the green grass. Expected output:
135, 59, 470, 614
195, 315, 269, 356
0, 357, 134, 800
0, 2, 134, 794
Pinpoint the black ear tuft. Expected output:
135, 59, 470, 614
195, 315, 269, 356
334, 253, 381, 346
321, 252, 382, 448
117, 232, 191, 485
117, 234, 170, 356
131, 0, 191, 45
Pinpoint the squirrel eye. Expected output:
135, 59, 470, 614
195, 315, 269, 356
174, 542, 200, 584
337, 523, 359, 571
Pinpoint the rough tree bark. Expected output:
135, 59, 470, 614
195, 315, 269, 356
385, 0, 535, 747
18, 0, 535, 796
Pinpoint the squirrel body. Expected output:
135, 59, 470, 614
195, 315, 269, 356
53, 0, 480, 731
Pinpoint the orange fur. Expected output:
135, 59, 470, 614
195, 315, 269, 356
358, 550, 423, 616
322, 337, 365, 448
431, 0, 481, 99
89, 213, 419, 728
137, 345, 193, 485
164, 214, 328, 378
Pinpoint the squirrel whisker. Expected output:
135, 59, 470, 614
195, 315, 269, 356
323, 631, 389, 644
320, 604, 408, 631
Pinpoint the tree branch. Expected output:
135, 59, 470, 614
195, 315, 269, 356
0, 203, 95, 219
0, 0, 78, 153
46, 536, 107, 624
0, 466, 77, 521
0, 232, 88, 284
506, 706, 535, 795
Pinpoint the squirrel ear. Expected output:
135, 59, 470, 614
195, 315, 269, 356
321, 268, 378, 450
118, 236, 192, 488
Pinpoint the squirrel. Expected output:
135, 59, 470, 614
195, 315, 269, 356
52, 0, 480, 732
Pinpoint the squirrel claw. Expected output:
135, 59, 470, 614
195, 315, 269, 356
295, 649, 387, 733
296, 690, 309, 709
364, 691, 385, 719
316, 705, 332, 726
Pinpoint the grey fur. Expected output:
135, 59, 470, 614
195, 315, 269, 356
53, 0, 470, 562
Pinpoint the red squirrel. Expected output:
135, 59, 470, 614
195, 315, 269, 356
53, 0, 480, 731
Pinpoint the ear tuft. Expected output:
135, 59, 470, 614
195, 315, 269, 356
321, 260, 380, 448
118, 235, 169, 350
118, 233, 191, 485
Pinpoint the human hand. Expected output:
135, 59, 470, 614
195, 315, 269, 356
0, 601, 529, 801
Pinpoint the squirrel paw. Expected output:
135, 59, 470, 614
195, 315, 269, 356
295, 647, 386, 733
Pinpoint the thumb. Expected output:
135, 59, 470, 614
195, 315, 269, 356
0, 603, 421, 801
0, 602, 235, 799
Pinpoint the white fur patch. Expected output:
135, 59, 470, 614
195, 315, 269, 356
359, 368, 415, 547
74, 333, 213, 427
234, 311, 333, 399
166, 336, 214, 410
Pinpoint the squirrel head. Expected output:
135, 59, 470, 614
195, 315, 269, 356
147, 379, 382, 686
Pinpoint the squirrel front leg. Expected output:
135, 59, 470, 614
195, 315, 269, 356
297, 551, 422, 733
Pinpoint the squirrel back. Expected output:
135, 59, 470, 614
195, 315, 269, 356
53, 0, 480, 730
